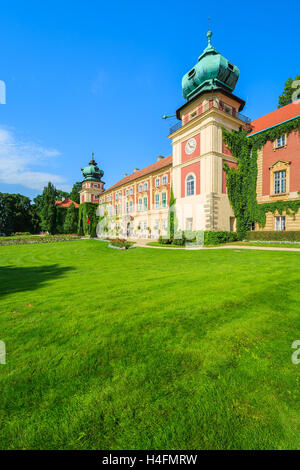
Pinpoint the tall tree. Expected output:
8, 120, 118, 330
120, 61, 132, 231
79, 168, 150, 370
0, 193, 35, 234
69, 182, 81, 204
63, 203, 78, 233
0, 193, 9, 235
56, 189, 69, 201
278, 75, 300, 108
40, 182, 57, 234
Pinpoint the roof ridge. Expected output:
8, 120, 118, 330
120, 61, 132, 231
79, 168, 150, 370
102, 155, 173, 194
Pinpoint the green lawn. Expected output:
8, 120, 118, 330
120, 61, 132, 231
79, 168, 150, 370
1, 240, 300, 450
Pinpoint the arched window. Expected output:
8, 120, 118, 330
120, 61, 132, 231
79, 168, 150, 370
186, 174, 195, 196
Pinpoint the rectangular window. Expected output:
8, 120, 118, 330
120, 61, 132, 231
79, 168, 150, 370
276, 135, 286, 148
162, 175, 167, 185
129, 201, 133, 213
155, 178, 160, 187
130, 188, 133, 195
185, 218, 193, 231
115, 205, 118, 215
138, 184, 143, 192
274, 170, 286, 194
275, 216, 286, 231
143, 197, 148, 210
162, 192, 167, 207
144, 182, 148, 191
143, 222, 147, 230
155, 194, 160, 208
126, 202, 129, 214
138, 198, 142, 211
126, 189, 129, 196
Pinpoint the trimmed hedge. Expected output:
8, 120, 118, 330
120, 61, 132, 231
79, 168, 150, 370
159, 231, 238, 246
246, 231, 300, 242
204, 231, 238, 246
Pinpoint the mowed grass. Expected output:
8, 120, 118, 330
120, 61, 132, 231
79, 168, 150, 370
0, 241, 300, 450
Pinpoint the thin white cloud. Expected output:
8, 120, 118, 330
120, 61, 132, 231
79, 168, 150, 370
0, 127, 71, 192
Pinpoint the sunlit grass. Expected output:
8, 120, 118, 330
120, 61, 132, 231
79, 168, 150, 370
0, 240, 300, 449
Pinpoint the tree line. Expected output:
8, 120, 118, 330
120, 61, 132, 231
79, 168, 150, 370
0, 181, 82, 236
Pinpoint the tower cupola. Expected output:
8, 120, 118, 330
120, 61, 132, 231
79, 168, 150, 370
182, 31, 240, 101
81, 153, 104, 182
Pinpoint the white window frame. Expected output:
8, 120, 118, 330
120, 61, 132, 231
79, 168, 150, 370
161, 192, 167, 208
130, 188, 133, 195
155, 194, 160, 209
138, 198, 142, 211
138, 184, 143, 192
275, 216, 286, 231
162, 175, 167, 185
129, 200, 133, 213
185, 218, 193, 231
276, 135, 286, 148
144, 182, 148, 191
274, 170, 287, 194
186, 173, 195, 196
143, 197, 148, 211
155, 177, 160, 187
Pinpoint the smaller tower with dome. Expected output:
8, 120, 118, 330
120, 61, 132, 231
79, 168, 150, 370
79, 153, 105, 204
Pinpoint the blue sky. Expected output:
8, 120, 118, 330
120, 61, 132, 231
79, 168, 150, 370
0, 0, 299, 200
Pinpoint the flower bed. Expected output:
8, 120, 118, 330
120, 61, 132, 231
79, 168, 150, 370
109, 238, 134, 250
0, 234, 82, 246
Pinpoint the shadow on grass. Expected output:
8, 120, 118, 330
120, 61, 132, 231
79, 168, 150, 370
0, 264, 74, 298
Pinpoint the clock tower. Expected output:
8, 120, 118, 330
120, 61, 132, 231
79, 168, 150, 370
79, 154, 105, 204
169, 30, 250, 232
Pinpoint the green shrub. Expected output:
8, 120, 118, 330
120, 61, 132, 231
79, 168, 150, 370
158, 236, 172, 245
204, 231, 238, 246
246, 231, 300, 242
110, 238, 132, 249
173, 232, 186, 246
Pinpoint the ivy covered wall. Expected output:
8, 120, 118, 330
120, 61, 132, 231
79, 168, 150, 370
78, 202, 99, 237
223, 117, 300, 239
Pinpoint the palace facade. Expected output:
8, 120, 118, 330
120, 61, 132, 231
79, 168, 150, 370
79, 31, 300, 238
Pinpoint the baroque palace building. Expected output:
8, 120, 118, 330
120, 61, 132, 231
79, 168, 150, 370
79, 31, 300, 238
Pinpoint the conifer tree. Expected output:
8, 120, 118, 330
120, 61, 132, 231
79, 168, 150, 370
63, 203, 78, 233
40, 182, 57, 234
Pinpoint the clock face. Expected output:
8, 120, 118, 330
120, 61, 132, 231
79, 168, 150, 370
185, 137, 197, 155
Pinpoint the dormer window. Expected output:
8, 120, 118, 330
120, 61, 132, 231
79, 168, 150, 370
228, 63, 234, 71
188, 68, 195, 79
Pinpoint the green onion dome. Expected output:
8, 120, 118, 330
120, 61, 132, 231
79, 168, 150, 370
182, 31, 240, 101
81, 154, 104, 181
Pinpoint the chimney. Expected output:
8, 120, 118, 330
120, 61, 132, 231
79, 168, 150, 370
133, 168, 139, 173
157, 155, 164, 161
